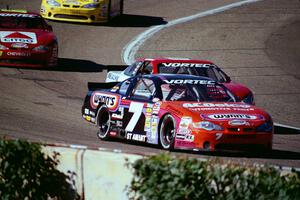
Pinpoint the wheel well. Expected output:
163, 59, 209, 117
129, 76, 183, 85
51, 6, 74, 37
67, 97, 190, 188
96, 103, 107, 125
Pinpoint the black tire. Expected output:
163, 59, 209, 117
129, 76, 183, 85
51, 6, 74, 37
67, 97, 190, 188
47, 42, 58, 67
96, 105, 111, 140
120, 0, 124, 15
159, 114, 176, 150
107, 0, 111, 21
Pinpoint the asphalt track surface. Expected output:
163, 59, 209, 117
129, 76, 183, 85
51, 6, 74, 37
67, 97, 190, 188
0, 0, 300, 168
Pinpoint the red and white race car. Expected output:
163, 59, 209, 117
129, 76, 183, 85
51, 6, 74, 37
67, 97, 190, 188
0, 10, 58, 67
106, 58, 254, 104
83, 74, 273, 151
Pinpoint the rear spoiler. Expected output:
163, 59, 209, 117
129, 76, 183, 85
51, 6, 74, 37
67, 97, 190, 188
106, 65, 128, 72
88, 82, 119, 91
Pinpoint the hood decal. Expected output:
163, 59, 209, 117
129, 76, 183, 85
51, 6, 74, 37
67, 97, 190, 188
207, 113, 257, 120
0, 31, 37, 44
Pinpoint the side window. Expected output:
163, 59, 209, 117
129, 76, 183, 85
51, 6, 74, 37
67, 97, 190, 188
130, 78, 155, 101
137, 61, 153, 75
124, 62, 142, 76
206, 67, 218, 81
119, 80, 131, 95
217, 69, 230, 83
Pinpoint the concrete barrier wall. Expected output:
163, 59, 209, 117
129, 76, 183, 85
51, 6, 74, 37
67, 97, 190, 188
43, 146, 142, 200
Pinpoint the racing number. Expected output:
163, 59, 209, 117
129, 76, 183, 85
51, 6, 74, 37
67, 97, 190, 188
125, 102, 144, 132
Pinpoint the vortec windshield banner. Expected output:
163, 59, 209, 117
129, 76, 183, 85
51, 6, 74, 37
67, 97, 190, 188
161, 63, 213, 68
0, 31, 37, 44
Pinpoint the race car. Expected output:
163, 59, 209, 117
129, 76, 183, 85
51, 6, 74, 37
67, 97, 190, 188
0, 10, 58, 67
106, 58, 255, 104
40, 0, 124, 23
82, 74, 273, 151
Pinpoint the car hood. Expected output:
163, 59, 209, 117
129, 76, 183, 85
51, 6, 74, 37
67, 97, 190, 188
0, 29, 56, 48
161, 101, 271, 125
58, 0, 100, 5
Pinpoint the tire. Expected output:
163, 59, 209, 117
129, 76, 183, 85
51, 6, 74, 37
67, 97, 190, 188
107, 0, 111, 21
47, 42, 58, 67
159, 114, 176, 150
120, 0, 124, 15
96, 105, 111, 140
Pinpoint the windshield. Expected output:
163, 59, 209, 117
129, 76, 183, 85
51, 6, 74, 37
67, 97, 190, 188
157, 63, 229, 83
160, 82, 236, 102
0, 16, 46, 29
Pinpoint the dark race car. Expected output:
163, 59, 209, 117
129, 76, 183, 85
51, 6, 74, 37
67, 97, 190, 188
83, 74, 273, 152
106, 57, 255, 104
0, 10, 58, 67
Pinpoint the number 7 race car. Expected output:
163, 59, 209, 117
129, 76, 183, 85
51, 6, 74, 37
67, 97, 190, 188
82, 74, 273, 152
40, 0, 124, 23
106, 58, 255, 105
0, 10, 58, 67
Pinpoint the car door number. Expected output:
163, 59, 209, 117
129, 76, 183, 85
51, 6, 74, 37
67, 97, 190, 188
125, 102, 144, 132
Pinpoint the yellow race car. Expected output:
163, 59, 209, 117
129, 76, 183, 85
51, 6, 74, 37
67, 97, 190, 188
40, 0, 123, 23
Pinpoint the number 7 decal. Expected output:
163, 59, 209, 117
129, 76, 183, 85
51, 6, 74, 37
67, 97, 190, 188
125, 102, 144, 132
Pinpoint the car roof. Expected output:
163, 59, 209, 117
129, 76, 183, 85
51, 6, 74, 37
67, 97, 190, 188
137, 57, 215, 65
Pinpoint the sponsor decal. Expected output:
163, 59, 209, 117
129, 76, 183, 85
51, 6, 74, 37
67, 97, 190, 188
110, 85, 119, 92
0, 31, 37, 44
164, 79, 215, 85
89, 111, 95, 117
64, 0, 79, 4
183, 102, 251, 109
179, 117, 192, 128
207, 114, 257, 120
7, 51, 31, 57
215, 133, 223, 140
161, 63, 213, 68
109, 131, 117, 136
111, 107, 124, 119
91, 92, 120, 110
126, 133, 147, 142
11, 43, 28, 48
228, 120, 247, 126
152, 102, 161, 114
151, 117, 158, 136
0, 13, 36, 18
85, 115, 91, 121
108, 73, 119, 81
146, 107, 152, 113
144, 116, 151, 131
176, 128, 191, 137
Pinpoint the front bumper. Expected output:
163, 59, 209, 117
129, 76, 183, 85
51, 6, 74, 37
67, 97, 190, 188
40, 4, 109, 23
0, 49, 53, 67
175, 130, 273, 151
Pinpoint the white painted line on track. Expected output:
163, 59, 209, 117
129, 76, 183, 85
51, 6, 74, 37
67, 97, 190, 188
274, 123, 300, 131
122, 0, 300, 131
122, 0, 262, 65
